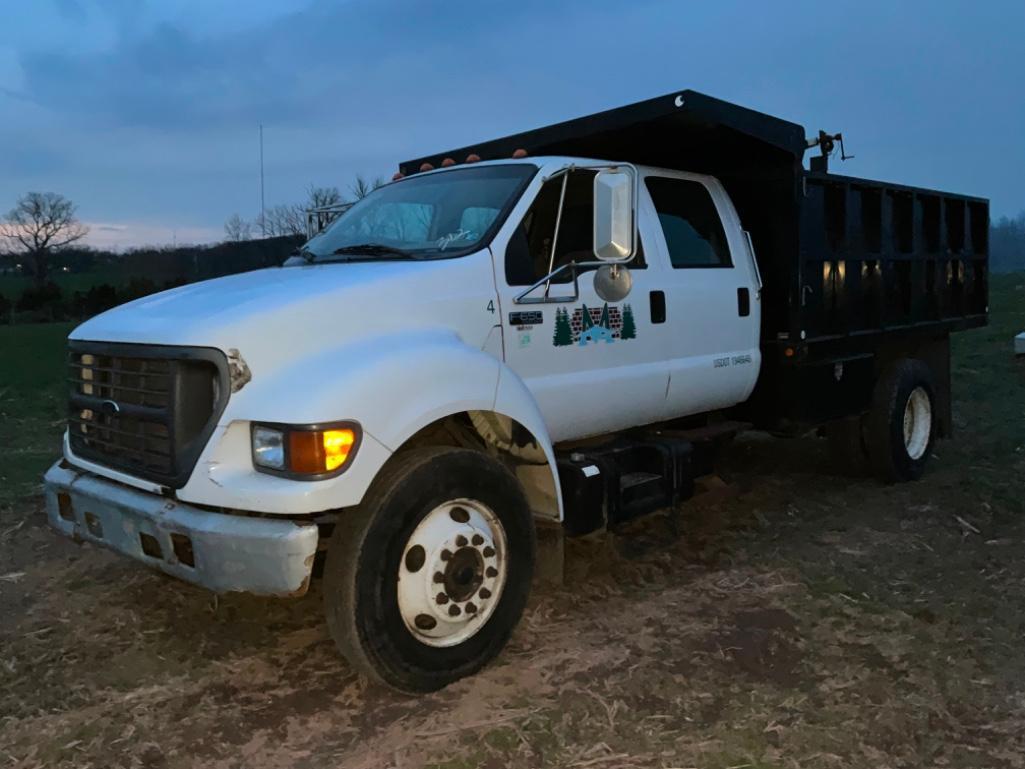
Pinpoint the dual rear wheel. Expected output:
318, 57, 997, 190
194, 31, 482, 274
827, 358, 938, 482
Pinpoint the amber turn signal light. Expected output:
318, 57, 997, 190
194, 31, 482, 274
252, 422, 361, 478
288, 428, 357, 474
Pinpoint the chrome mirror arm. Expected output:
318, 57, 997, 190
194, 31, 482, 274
513, 260, 608, 305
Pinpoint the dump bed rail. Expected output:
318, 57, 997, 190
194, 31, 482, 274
797, 172, 988, 347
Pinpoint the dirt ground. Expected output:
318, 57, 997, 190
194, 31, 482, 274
2, 281, 1024, 768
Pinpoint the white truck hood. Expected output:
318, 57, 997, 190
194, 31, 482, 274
70, 255, 498, 368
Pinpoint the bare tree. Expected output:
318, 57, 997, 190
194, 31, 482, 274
307, 185, 343, 209
0, 192, 89, 285
991, 211, 1025, 273
257, 204, 306, 238
251, 176, 383, 241
224, 213, 253, 242
349, 175, 384, 201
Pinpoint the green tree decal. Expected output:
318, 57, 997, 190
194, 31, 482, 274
553, 307, 573, 346
580, 304, 594, 329
620, 303, 637, 340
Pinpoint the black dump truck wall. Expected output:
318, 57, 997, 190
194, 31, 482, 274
404, 89, 988, 430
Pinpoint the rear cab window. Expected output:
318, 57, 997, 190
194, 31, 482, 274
645, 176, 731, 268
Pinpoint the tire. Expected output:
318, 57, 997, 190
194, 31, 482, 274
323, 447, 536, 693
825, 416, 870, 476
866, 359, 937, 483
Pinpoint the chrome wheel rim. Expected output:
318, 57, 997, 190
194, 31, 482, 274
903, 386, 932, 461
397, 498, 508, 648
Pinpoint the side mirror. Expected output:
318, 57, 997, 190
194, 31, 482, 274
593, 167, 636, 262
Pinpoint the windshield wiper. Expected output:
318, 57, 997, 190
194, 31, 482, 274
291, 246, 315, 263
330, 243, 419, 259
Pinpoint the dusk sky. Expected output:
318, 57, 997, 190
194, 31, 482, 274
1, 0, 1023, 249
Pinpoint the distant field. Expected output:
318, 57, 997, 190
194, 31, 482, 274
0, 269, 128, 300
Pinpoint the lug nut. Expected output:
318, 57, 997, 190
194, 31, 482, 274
483, 546, 495, 558
486, 566, 498, 578
433, 571, 445, 583
471, 534, 484, 546
466, 602, 477, 614
479, 587, 491, 599
440, 549, 452, 561
436, 592, 449, 605
455, 535, 468, 547
448, 604, 462, 617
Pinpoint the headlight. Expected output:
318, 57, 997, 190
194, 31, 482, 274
250, 422, 360, 479
252, 426, 286, 470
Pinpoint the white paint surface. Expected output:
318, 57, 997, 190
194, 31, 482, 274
64, 157, 762, 520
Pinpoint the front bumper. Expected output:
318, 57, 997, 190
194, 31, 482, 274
44, 462, 319, 596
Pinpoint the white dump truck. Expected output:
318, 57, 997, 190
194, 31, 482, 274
45, 90, 988, 692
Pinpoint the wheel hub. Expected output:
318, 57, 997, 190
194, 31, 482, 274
902, 386, 932, 461
444, 547, 484, 601
397, 499, 507, 647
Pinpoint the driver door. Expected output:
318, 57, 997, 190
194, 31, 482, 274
492, 169, 670, 443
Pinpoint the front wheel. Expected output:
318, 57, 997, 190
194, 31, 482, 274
323, 447, 536, 693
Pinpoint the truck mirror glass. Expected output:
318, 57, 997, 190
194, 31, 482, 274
593, 264, 632, 302
593, 167, 636, 261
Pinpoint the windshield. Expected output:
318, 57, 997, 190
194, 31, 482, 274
304, 163, 537, 261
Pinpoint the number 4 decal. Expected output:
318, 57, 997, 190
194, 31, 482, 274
486, 300, 495, 314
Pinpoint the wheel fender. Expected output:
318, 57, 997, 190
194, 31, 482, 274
199, 329, 562, 518
363, 360, 563, 521
492, 365, 563, 521
228, 328, 500, 442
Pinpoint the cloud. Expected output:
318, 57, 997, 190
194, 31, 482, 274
82, 220, 220, 250
15, 0, 634, 131
2, 0, 1023, 248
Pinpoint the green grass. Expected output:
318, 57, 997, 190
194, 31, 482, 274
0, 269, 127, 300
0, 322, 73, 504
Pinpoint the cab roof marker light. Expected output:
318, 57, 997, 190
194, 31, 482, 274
419, 162, 434, 172
392, 172, 405, 181
465, 153, 481, 163
512, 148, 528, 158
441, 157, 456, 167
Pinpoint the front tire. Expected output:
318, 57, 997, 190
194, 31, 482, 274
867, 359, 937, 483
323, 447, 535, 693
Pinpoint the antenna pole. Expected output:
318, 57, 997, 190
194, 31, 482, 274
259, 124, 266, 237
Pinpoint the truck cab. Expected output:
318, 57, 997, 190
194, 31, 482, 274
45, 90, 987, 693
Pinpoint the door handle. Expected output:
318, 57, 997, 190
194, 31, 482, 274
737, 287, 751, 317
650, 291, 666, 324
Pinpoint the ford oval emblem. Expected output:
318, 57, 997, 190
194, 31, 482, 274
100, 399, 121, 415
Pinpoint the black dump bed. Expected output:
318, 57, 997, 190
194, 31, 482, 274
404, 90, 989, 356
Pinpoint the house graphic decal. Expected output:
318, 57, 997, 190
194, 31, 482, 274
553, 302, 637, 347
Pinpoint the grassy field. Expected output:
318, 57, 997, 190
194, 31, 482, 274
0, 322, 73, 503
0, 269, 128, 300
0, 275, 1023, 768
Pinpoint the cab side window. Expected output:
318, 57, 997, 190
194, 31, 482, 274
506, 170, 645, 286
645, 177, 731, 268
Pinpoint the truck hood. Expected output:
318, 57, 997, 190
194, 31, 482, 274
70, 255, 498, 370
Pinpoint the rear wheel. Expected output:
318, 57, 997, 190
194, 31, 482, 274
323, 447, 535, 692
866, 359, 937, 482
